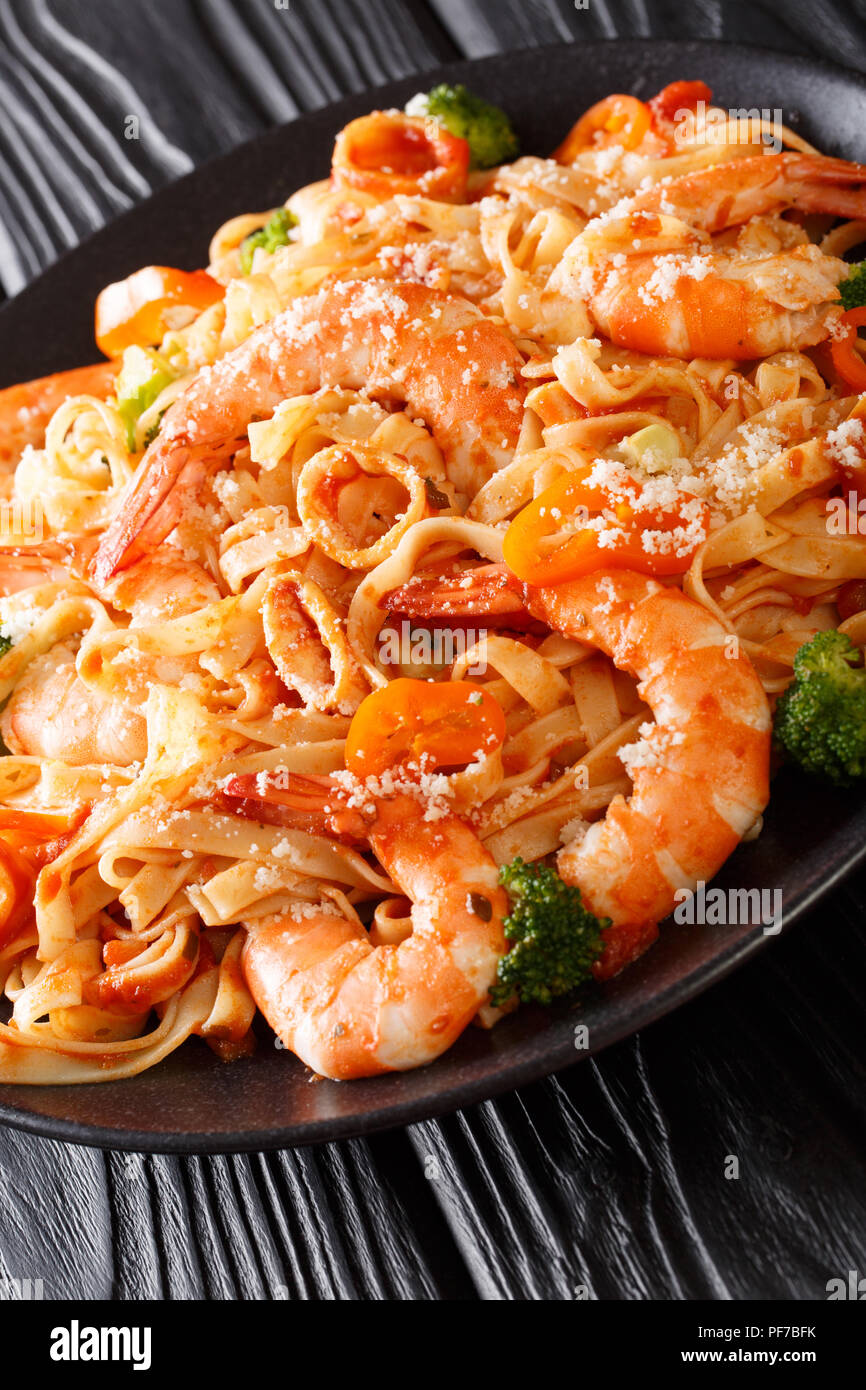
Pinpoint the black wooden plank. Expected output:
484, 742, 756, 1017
408, 906, 866, 1301
430, 0, 866, 71
0, 1131, 115, 1297
0, 0, 456, 294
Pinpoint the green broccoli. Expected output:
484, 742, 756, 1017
774, 629, 866, 785
239, 208, 298, 275
838, 262, 866, 311
491, 857, 607, 1007
0, 632, 11, 659
405, 84, 519, 169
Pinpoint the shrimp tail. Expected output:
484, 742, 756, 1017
593, 920, 659, 982
786, 152, 866, 217
91, 442, 228, 585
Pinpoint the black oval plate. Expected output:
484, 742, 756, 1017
1, 39, 865, 1153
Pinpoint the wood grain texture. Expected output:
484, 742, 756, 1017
0, 0, 863, 1302
431, 0, 866, 65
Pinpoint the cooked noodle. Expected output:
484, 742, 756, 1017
0, 81, 864, 1082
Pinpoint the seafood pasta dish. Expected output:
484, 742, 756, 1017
1, 80, 866, 1085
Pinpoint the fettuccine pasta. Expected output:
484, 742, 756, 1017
1, 79, 865, 1083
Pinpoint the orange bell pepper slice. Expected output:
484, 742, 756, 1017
332, 111, 470, 201
830, 307, 866, 394
95, 265, 225, 357
502, 468, 709, 585
345, 678, 506, 780
553, 94, 652, 162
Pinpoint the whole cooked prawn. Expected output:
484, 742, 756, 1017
386, 565, 772, 974
92, 279, 525, 584
236, 789, 508, 1078
556, 151, 866, 358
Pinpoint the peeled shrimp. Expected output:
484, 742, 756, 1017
386, 566, 771, 975
92, 279, 525, 584
554, 150, 866, 359
559, 210, 847, 360
0, 362, 118, 471
1, 640, 146, 765
630, 152, 866, 235
100, 548, 221, 623
240, 791, 507, 1078
0, 546, 73, 596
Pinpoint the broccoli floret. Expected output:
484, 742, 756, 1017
491, 857, 607, 1007
774, 629, 866, 785
839, 263, 866, 311
239, 208, 298, 275
405, 84, 518, 169
0, 632, 11, 658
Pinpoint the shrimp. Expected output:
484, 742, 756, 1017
239, 790, 508, 1078
552, 150, 866, 359
0, 546, 73, 596
0, 545, 220, 763
0, 362, 118, 471
558, 209, 848, 360
386, 565, 771, 976
1, 640, 146, 765
100, 548, 221, 623
630, 152, 866, 235
91, 279, 525, 585
0, 541, 219, 619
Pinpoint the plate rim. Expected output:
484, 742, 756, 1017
1, 35, 865, 1152
3, 826, 866, 1155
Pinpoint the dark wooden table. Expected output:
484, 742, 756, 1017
0, 0, 863, 1301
